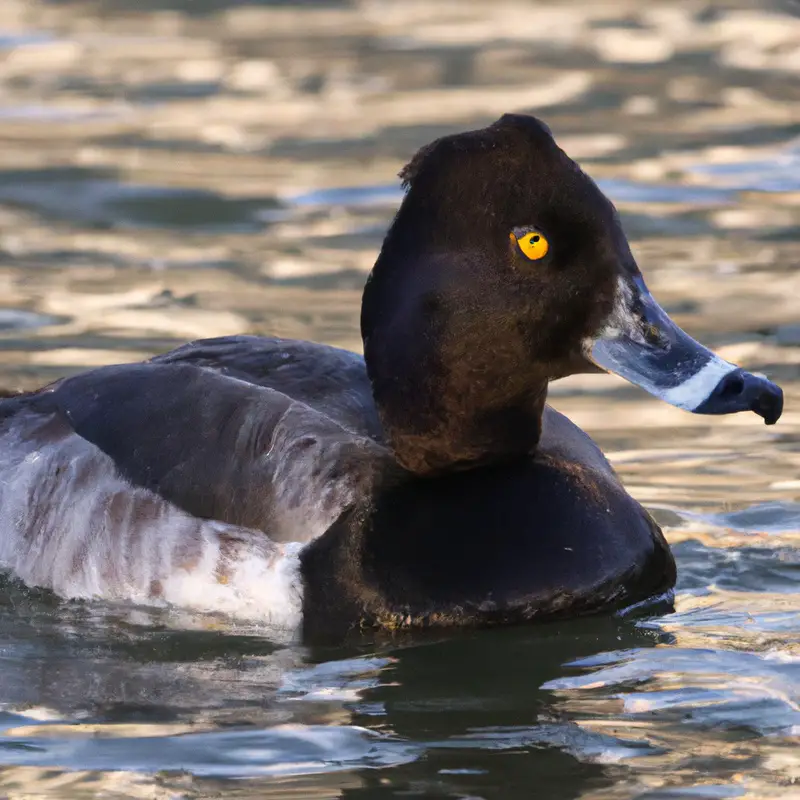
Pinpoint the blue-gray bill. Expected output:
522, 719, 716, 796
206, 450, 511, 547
589, 276, 783, 425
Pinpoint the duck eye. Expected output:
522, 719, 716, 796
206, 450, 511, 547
513, 230, 549, 261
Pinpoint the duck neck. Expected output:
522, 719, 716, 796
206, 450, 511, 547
376, 368, 547, 476
362, 258, 548, 476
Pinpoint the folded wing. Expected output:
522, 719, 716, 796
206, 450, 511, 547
47, 357, 388, 542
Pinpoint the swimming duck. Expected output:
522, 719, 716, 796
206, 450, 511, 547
0, 114, 783, 639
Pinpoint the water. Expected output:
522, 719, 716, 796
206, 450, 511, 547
0, 0, 798, 796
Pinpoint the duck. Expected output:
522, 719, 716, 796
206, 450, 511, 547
0, 113, 783, 639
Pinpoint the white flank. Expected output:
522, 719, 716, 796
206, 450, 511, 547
159, 536, 304, 625
0, 411, 304, 630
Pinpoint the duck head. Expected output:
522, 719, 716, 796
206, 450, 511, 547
361, 113, 783, 476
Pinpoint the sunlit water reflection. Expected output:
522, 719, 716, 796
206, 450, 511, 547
0, 0, 797, 797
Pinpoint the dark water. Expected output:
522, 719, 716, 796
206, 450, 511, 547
0, 0, 798, 796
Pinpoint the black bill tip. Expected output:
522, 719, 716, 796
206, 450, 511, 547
694, 368, 784, 425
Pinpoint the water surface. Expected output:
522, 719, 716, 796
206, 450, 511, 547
0, 0, 798, 797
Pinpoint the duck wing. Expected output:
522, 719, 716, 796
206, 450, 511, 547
151, 335, 383, 441
8, 356, 389, 544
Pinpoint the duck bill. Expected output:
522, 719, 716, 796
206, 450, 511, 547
588, 275, 783, 425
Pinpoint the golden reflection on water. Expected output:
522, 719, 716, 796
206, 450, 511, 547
0, 0, 797, 797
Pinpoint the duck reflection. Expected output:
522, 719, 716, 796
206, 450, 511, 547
308, 614, 672, 799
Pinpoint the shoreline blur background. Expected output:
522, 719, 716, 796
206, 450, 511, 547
0, 1, 798, 798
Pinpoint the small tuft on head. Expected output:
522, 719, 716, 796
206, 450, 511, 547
492, 112, 554, 139
398, 113, 559, 191
398, 133, 492, 190
399, 140, 438, 190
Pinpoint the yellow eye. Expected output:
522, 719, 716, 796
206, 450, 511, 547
511, 230, 549, 261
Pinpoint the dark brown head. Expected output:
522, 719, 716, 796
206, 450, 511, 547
361, 114, 783, 475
